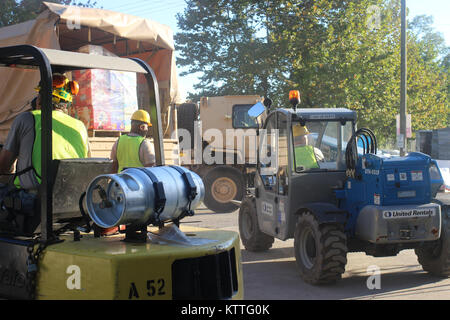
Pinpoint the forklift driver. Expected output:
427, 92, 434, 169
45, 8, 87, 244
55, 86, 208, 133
292, 124, 324, 170
0, 73, 90, 234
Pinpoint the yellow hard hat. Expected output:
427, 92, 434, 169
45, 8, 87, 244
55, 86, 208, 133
35, 73, 79, 103
131, 110, 152, 126
293, 124, 309, 136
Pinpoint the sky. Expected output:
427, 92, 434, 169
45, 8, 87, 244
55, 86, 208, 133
93, 0, 450, 101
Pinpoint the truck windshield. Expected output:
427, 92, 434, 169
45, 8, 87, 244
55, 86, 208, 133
292, 120, 353, 172
233, 104, 259, 128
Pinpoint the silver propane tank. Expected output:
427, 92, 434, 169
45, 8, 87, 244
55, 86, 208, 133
85, 166, 204, 228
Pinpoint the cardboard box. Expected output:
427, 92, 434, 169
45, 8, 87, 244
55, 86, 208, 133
70, 45, 138, 131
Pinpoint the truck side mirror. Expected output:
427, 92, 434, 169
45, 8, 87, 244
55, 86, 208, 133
248, 102, 265, 118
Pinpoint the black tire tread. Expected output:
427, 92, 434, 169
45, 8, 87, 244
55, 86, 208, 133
415, 205, 450, 277
294, 212, 348, 285
239, 196, 274, 252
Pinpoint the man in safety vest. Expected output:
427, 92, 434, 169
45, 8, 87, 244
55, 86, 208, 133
0, 73, 89, 189
293, 124, 324, 171
0, 73, 90, 234
110, 109, 156, 173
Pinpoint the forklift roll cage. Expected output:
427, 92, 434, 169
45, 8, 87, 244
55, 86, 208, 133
0, 45, 165, 242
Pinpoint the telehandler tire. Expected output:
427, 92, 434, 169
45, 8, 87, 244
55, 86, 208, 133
294, 212, 347, 285
239, 196, 274, 252
415, 205, 450, 277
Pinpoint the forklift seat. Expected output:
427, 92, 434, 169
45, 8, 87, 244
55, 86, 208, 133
52, 158, 113, 220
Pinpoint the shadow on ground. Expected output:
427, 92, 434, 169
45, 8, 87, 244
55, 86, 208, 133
241, 248, 450, 300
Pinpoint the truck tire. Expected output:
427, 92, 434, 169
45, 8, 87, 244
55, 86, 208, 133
294, 212, 348, 285
239, 196, 274, 251
415, 206, 450, 277
177, 103, 198, 149
203, 166, 244, 213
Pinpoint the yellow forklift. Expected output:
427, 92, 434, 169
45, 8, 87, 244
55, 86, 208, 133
0, 45, 243, 300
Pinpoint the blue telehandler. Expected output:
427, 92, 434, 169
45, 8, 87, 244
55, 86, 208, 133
239, 92, 448, 284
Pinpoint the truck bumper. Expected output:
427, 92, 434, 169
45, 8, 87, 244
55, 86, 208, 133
355, 203, 441, 244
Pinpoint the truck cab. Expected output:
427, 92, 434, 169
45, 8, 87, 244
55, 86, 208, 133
178, 95, 265, 213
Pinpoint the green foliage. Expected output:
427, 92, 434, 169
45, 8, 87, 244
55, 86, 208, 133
175, 0, 449, 147
175, 1, 291, 100
0, 0, 97, 28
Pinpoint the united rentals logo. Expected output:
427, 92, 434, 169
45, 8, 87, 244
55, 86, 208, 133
383, 211, 392, 218
383, 208, 435, 219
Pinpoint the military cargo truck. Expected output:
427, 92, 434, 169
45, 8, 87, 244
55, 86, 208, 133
177, 95, 266, 213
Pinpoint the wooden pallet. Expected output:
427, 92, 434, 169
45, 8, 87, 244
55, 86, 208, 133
88, 129, 124, 138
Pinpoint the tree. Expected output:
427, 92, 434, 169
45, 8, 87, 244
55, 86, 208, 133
175, 0, 290, 100
176, 0, 449, 147
0, 0, 97, 28
441, 53, 450, 124
290, 1, 392, 144
266, 0, 448, 145
406, 15, 449, 142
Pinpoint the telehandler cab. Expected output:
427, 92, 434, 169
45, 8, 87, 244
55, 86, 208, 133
239, 91, 449, 285
0, 45, 243, 300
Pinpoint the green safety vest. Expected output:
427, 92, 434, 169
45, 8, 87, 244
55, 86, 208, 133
116, 135, 145, 172
15, 110, 89, 188
294, 145, 319, 170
